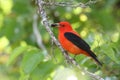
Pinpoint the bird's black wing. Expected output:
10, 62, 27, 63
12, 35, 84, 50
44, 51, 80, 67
64, 32, 103, 66
64, 32, 96, 58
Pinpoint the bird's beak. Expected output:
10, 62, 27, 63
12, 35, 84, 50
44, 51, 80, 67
51, 23, 60, 27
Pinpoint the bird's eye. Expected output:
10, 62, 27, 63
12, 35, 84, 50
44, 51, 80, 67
60, 24, 65, 27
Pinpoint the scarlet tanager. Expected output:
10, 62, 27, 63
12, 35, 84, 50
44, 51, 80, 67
51, 21, 102, 66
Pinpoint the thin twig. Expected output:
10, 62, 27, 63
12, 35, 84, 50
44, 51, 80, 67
33, 13, 48, 56
37, 0, 104, 80
51, 39, 58, 62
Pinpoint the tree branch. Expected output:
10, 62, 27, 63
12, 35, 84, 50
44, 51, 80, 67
37, 0, 104, 80
37, 0, 69, 60
42, 0, 101, 8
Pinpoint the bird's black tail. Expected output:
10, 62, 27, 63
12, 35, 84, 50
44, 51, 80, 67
93, 56, 102, 66
89, 50, 102, 66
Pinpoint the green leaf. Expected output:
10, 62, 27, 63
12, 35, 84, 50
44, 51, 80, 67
21, 49, 44, 74
30, 61, 57, 80
102, 44, 119, 64
7, 46, 28, 66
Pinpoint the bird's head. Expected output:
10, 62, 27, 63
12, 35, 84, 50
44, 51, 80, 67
51, 21, 73, 32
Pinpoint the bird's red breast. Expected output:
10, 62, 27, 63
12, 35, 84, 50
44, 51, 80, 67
58, 31, 89, 56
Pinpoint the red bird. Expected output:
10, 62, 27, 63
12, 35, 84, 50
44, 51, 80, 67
51, 21, 102, 66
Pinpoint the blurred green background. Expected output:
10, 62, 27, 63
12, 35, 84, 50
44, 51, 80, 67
0, 0, 120, 80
